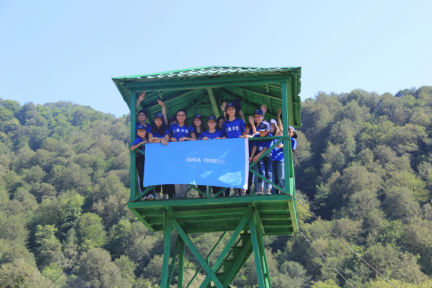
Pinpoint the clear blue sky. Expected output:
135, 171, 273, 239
1, 0, 431, 117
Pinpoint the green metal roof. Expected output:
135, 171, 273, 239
113, 66, 300, 80
112, 66, 302, 127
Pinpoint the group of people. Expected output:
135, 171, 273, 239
131, 92, 298, 200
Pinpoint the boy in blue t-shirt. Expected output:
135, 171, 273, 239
250, 121, 274, 195
130, 125, 152, 199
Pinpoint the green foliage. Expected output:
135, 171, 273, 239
1, 87, 432, 287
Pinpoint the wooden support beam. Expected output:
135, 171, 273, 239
168, 236, 180, 286
129, 90, 137, 202
160, 214, 172, 288
249, 217, 266, 288
222, 237, 252, 287
199, 211, 252, 288
178, 238, 185, 288
130, 209, 154, 232
237, 86, 281, 101
171, 218, 224, 288
207, 88, 220, 118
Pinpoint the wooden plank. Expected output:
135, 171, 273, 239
176, 215, 243, 224
181, 220, 249, 230
184, 226, 242, 234
287, 200, 298, 232
128, 194, 292, 209
207, 88, 220, 118
173, 207, 250, 218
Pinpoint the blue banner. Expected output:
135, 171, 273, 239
144, 138, 249, 189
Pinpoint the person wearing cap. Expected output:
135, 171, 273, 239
221, 101, 246, 123
200, 115, 224, 140
146, 113, 170, 199
192, 114, 206, 140
250, 121, 275, 195
221, 102, 247, 140
130, 125, 150, 199
276, 108, 298, 141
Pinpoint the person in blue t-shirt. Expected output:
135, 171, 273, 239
169, 109, 196, 142
250, 121, 274, 195
130, 125, 150, 199
147, 113, 170, 200
221, 103, 248, 140
169, 109, 196, 198
192, 114, 206, 140
222, 103, 248, 196
201, 115, 224, 140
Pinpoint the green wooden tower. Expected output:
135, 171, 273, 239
113, 66, 301, 288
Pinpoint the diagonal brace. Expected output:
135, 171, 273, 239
170, 217, 225, 288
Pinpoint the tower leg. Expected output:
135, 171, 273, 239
161, 214, 173, 288
249, 217, 266, 287
178, 238, 185, 288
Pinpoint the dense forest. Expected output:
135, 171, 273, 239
1, 86, 432, 288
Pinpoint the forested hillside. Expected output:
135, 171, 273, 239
1, 86, 432, 288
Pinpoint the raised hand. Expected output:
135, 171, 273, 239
157, 99, 165, 107
249, 115, 254, 124
138, 92, 146, 103
221, 102, 227, 112
277, 108, 281, 117
260, 104, 267, 114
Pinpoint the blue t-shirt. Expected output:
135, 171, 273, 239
222, 118, 245, 139
136, 122, 149, 139
132, 136, 146, 155
272, 137, 297, 161
200, 130, 224, 140
147, 126, 169, 139
169, 124, 195, 141
252, 132, 274, 158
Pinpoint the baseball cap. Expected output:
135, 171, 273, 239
257, 121, 270, 131
168, 116, 176, 121
232, 99, 242, 112
154, 113, 164, 119
208, 115, 217, 121
137, 124, 146, 130
226, 103, 235, 109
288, 125, 296, 132
254, 109, 264, 116
270, 119, 277, 125
193, 114, 202, 119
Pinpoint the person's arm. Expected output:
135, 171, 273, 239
131, 140, 147, 151
148, 132, 155, 143
239, 110, 245, 122
136, 92, 146, 109
249, 116, 257, 135
180, 131, 196, 141
261, 104, 267, 117
253, 147, 267, 163
249, 146, 257, 163
277, 108, 283, 131
221, 102, 227, 120
157, 100, 168, 125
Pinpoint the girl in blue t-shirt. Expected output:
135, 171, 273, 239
192, 114, 206, 140
222, 103, 248, 196
169, 109, 196, 198
169, 109, 196, 142
148, 113, 170, 200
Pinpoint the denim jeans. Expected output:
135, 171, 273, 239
175, 184, 189, 198
271, 160, 285, 194
257, 157, 273, 191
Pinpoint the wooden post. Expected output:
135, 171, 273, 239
130, 90, 137, 201
161, 214, 172, 288
177, 238, 185, 288
249, 216, 266, 287
280, 82, 292, 195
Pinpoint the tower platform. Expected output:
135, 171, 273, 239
128, 194, 298, 236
